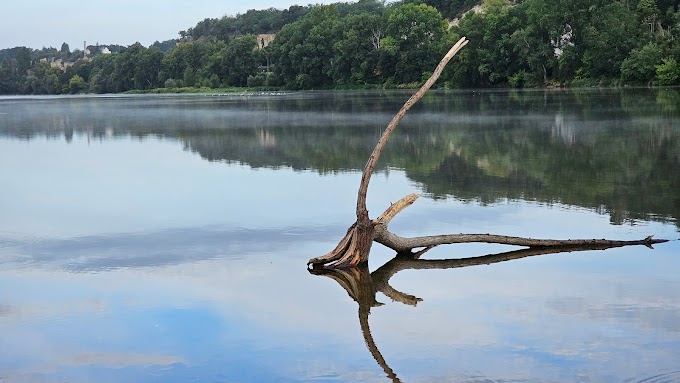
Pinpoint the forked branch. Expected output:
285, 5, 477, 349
356, 37, 469, 221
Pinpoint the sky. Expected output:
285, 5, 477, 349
0, 0, 345, 51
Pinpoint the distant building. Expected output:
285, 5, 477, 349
85, 45, 114, 57
49, 58, 74, 70
50, 58, 63, 69
256, 34, 275, 49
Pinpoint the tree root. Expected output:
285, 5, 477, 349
307, 219, 374, 267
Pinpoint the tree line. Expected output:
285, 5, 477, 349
1, 0, 679, 95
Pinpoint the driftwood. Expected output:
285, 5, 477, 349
310, 244, 667, 382
307, 36, 668, 268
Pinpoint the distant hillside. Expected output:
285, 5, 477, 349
183, 0, 385, 41
183, 6, 311, 41
404, 0, 481, 19
2, 0, 679, 95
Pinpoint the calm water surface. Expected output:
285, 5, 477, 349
1, 90, 679, 382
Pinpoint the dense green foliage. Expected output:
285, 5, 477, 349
1, 0, 679, 94
405, 0, 481, 18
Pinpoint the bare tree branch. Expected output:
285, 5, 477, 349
373, 193, 420, 226
374, 230, 667, 254
355, 37, 469, 221
371, 193, 667, 254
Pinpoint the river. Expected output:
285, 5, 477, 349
0, 89, 679, 382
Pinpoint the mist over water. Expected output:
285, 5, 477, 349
0, 90, 679, 382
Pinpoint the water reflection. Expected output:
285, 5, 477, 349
1, 89, 678, 229
311, 242, 670, 382
2, 91, 680, 382
0, 225, 343, 273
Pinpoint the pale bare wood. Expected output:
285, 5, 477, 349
373, 193, 420, 226
374, 230, 668, 254
307, 223, 355, 266
355, 37, 469, 221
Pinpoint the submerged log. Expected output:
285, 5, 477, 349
375, 231, 666, 254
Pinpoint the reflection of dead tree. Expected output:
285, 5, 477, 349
311, 244, 661, 382
307, 36, 667, 268
313, 266, 400, 382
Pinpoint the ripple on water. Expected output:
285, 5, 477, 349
626, 370, 680, 383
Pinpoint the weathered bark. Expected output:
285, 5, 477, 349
307, 36, 668, 268
371, 193, 666, 253
374, 228, 667, 254
307, 217, 375, 267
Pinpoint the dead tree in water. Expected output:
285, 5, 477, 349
308, 37, 667, 268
